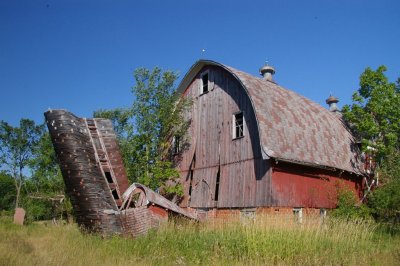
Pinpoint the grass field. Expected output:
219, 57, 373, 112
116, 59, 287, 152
1, 215, 399, 265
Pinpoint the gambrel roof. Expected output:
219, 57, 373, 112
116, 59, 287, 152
177, 60, 364, 175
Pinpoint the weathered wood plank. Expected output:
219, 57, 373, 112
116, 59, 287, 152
178, 66, 272, 208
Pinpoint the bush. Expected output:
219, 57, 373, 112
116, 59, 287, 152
368, 180, 400, 223
21, 198, 54, 223
20, 195, 73, 223
331, 185, 371, 220
0, 172, 16, 211
367, 152, 400, 227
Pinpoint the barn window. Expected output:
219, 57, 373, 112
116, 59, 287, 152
188, 153, 196, 202
293, 208, 303, 223
233, 112, 244, 139
200, 71, 209, 94
172, 135, 181, 154
214, 167, 220, 201
320, 208, 327, 220
240, 208, 256, 223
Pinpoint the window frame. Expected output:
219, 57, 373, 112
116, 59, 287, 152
232, 111, 245, 140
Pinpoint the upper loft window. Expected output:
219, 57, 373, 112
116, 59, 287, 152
233, 112, 244, 139
172, 135, 181, 154
200, 71, 209, 94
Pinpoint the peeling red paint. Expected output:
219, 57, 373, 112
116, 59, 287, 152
271, 162, 362, 208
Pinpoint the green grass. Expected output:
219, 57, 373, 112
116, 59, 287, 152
0, 215, 399, 265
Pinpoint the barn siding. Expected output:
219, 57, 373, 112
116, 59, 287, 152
271, 162, 363, 208
178, 66, 272, 208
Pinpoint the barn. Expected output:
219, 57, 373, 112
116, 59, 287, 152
175, 60, 365, 218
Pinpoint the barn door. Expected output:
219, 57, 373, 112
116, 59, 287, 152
189, 166, 219, 207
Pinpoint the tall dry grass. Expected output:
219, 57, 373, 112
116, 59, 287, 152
0, 214, 399, 265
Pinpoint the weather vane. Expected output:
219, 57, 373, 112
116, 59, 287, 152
200, 48, 206, 58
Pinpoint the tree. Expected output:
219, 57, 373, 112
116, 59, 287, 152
342, 65, 400, 163
28, 132, 64, 194
0, 119, 44, 209
342, 66, 400, 224
95, 67, 191, 197
131, 67, 191, 191
24, 132, 72, 222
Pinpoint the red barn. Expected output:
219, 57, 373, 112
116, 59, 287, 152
175, 60, 365, 218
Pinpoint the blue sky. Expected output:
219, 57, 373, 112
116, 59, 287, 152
1, 0, 399, 126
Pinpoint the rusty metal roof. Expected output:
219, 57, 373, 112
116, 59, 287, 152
177, 60, 364, 174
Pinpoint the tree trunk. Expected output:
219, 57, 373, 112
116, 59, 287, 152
14, 167, 24, 209
15, 183, 21, 209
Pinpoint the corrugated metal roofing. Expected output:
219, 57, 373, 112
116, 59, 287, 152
177, 60, 364, 174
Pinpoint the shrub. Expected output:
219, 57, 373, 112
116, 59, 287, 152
331, 185, 371, 220
0, 172, 16, 211
367, 152, 400, 231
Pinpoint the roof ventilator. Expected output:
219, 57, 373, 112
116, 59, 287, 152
326, 95, 340, 113
259, 64, 275, 82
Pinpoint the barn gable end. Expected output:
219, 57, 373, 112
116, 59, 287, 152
178, 65, 272, 209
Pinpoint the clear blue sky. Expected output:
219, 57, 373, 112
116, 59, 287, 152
1, 0, 399, 126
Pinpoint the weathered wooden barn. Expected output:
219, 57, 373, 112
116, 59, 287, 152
175, 60, 365, 218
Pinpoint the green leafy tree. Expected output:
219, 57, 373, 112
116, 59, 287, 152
342, 65, 400, 162
0, 119, 44, 209
95, 67, 191, 198
131, 67, 191, 191
28, 132, 64, 194
24, 132, 71, 221
342, 66, 400, 224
